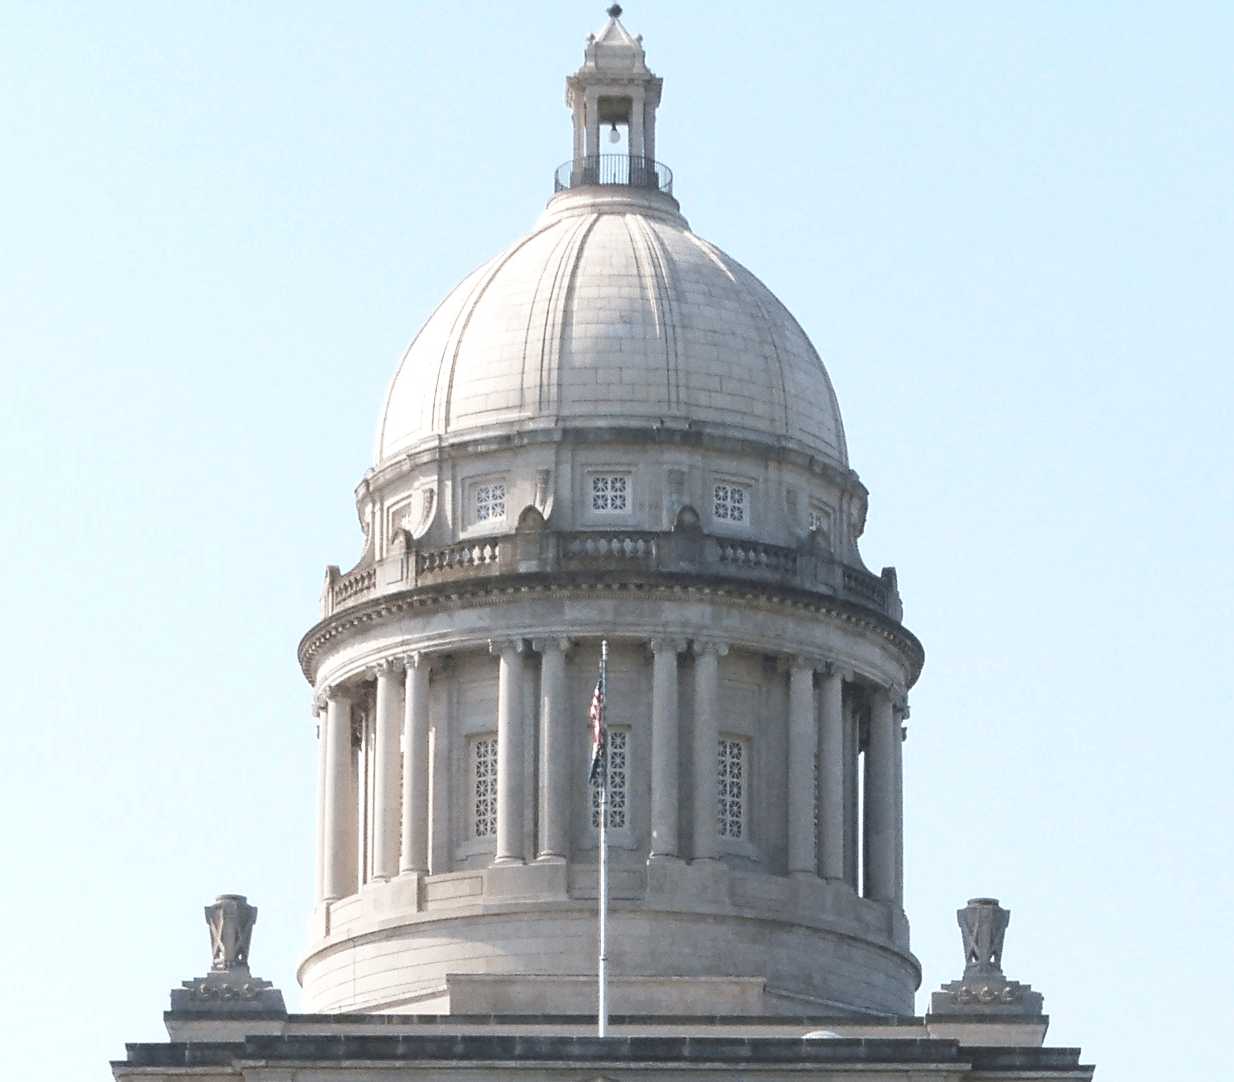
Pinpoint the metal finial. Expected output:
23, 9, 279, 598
608, 4, 623, 18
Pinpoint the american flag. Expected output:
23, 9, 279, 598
588, 664, 606, 787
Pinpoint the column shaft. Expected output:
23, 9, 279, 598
371, 662, 403, 880
537, 640, 570, 860
493, 641, 526, 863
400, 656, 431, 874
818, 668, 845, 880
864, 688, 897, 902
322, 689, 357, 901
893, 706, 905, 906
314, 701, 328, 904
787, 662, 817, 875
691, 642, 725, 861
649, 641, 681, 858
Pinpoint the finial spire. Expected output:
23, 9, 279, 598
607, 4, 623, 18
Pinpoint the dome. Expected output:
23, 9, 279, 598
376, 185, 848, 468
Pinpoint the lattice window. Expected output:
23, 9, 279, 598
591, 474, 629, 513
713, 483, 746, 523
718, 737, 747, 839
472, 736, 498, 838
474, 482, 506, 523
809, 510, 823, 531
590, 728, 628, 830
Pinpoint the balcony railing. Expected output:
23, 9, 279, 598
554, 155, 673, 195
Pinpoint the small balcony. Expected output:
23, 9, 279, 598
554, 154, 673, 196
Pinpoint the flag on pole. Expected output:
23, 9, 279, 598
588, 659, 606, 786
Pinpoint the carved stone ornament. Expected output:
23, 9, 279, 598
168, 894, 286, 1016
207, 893, 256, 971
960, 896, 1009, 976
926, 897, 1044, 1018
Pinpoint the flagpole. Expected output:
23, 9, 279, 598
597, 639, 609, 1038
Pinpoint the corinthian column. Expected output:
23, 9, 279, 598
490, 639, 527, 864
649, 639, 686, 859
400, 653, 431, 875
369, 658, 404, 880
864, 686, 897, 902
817, 666, 846, 881
322, 685, 357, 901
533, 637, 571, 860
787, 658, 818, 876
691, 640, 727, 861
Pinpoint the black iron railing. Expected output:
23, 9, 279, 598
554, 155, 673, 195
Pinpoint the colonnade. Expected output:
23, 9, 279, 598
314, 639, 905, 909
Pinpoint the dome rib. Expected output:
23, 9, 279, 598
625, 212, 681, 415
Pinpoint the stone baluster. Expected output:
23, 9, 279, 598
691, 640, 728, 861
787, 657, 818, 876
368, 659, 404, 881
817, 666, 846, 881
321, 684, 357, 901
400, 653, 431, 875
649, 639, 686, 859
864, 685, 897, 902
490, 639, 527, 863
533, 638, 572, 861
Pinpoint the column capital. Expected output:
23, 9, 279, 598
822, 661, 853, 683
531, 636, 572, 656
400, 650, 433, 671
489, 638, 526, 658
365, 657, 404, 681
320, 683, 353, 705
649, 638, 688, 655
691, 639, 728, 658
311, 694, 327, 717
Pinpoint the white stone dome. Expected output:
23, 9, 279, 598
376, 186, 848, 467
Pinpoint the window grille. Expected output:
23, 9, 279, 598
591, 728, 628, 830
591, 474, 629, 513
713, 483, 746, 523
474, 483, 506, 523
718, 737, 746, 839
472, 736, 498, 838
809, 510, 823, 531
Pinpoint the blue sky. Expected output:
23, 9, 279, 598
2, 3, 1231, 1078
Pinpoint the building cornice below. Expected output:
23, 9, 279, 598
298, 573, 924, 686
114, 1033, 1093, 1078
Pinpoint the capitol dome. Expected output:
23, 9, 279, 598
376, 185, 848, 468
297, 8, 922, 1023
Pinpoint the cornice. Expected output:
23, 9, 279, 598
297, 573, 925, 688
362, 422, 862, 498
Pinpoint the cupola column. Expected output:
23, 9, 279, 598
321, 685, 358, 901
585, 88, 601, 159
864, 686, 900, 903
369, 659, 404, 880
817, 666, 847, 881
787, 658, 819, 876
400, 653, 431, 875
649, 639, 686, 859
491, 640, 527, 863
691, 640, 728, 861
533, 638, 572, 861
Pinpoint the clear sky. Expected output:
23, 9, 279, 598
2, 3, 1231, 1078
